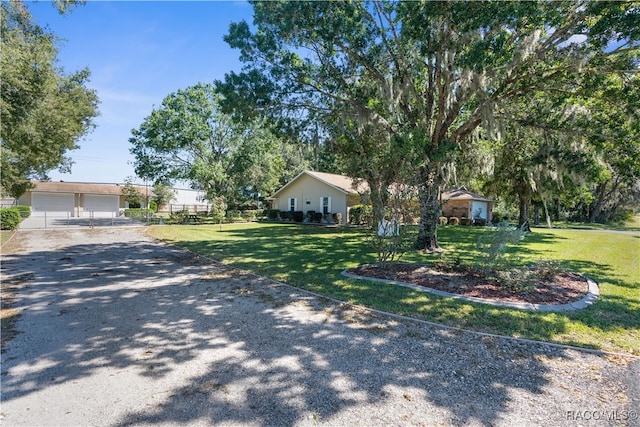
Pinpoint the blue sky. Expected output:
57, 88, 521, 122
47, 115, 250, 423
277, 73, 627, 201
28, 1, 253, 184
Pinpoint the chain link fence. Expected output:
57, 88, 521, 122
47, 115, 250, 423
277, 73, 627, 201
19, 211, 150, 229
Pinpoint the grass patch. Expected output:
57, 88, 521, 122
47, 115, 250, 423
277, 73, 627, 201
0, 230, 15, 247
546, 215, 640, 232
147, 223, 639, 355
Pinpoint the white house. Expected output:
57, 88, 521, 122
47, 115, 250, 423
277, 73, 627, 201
269, 170, 368, 224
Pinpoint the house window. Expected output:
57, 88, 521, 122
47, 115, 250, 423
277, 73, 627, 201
321, 196, 331, 214
288, 198, 297, 212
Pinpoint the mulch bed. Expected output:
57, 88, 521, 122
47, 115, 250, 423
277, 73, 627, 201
347, 263, 589, 305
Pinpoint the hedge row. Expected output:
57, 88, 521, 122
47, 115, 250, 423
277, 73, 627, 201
124, 208, 154, 219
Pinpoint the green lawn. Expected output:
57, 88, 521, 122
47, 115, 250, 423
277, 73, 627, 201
147, 223, 640, 355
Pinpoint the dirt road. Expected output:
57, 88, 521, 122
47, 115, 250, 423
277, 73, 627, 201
1, 228, 638, 426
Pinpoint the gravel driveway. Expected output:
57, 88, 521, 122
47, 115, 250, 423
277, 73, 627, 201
1, 227, 638, 426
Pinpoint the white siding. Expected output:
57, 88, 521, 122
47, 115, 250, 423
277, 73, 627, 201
274, 174, 347, 223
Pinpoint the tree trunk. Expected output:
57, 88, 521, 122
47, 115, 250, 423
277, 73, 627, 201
416, 166, 441, 252
518, 193, 531, 232
589, 181, 608, 223
588, 179, 619, 223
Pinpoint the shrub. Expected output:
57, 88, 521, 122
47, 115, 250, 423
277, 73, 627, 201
473, 218, 487, 226
124, 208, 154, 219
313, 212, 323, 223
460, 218, 471, 226
241, 210, 260, 222
493, 268, 536, 293
448, 216, 460, 226
438, 216, 448, 225
169, 209, 190, 223
333, 212, 342, 224
349, 204, 373, 226
226, 210, 243, 222
265, 209, 280, 220
0, 208, 21, 230
280, 211, 293, 221
292, 210, 304, 222
14, 205, 31, 218
306, 210, 316, 221
534, 260, 564, 282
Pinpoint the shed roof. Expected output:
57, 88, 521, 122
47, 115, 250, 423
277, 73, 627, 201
29, 181, 151, 196
441, 186, 493, 203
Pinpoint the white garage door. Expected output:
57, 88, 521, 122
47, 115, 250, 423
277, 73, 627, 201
31, 192, 74, 217
83, 194, 119, 218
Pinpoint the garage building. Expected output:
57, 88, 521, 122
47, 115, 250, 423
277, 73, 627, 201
18, 181, 150, 218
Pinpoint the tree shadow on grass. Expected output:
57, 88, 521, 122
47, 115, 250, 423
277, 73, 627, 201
166, 224, 638, 352
0, 229, 594, 426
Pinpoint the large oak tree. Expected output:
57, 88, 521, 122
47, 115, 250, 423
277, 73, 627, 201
219, 0, 638, 250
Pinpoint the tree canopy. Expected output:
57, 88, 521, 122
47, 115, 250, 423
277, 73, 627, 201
219, 0, 639, 248
129, 82, 288, 206
1, 1, 99, 198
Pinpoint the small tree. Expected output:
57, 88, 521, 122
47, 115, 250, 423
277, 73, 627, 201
210, 197, 227, 224
477, 221, 527, 274
121, 177, 143, 208
152, 183, 175, 210
369, 184, 418, 270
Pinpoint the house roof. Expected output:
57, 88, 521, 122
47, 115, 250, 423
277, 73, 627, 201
29, 181, 151, 196
272, 170, 368, 198
441, 186, 493, 203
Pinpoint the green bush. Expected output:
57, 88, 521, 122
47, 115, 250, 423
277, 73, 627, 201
169, 209, 190, 223
0, 208, 22, 230
226, 210, 243, 222
14, 205, 31, 218
265, 209, 280, 220
349, 204, 373, 226
124, 208, 154, 219
292, 211, 304, 222
280, 211, 293, 221
241, 209, 260, 222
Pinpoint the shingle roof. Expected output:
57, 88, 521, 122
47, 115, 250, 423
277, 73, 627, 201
30, 181, 152, 196
305, 171, 369, 194
441, 186, 493, 202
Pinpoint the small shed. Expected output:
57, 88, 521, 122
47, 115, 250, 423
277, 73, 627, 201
441, 186, 493, 224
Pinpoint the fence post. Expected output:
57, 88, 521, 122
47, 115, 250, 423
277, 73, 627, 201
44, 211, 47, 229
